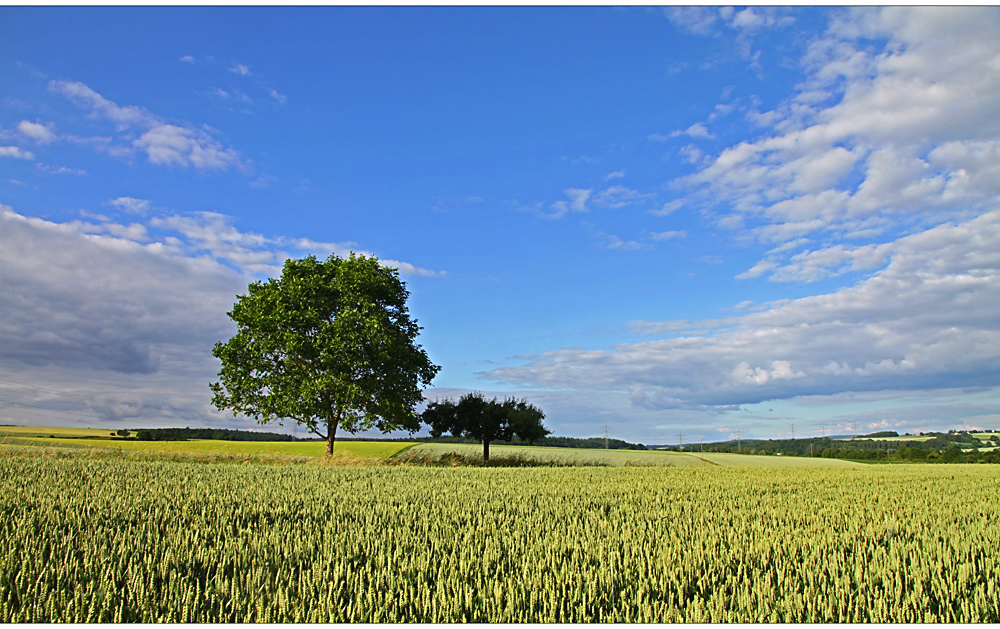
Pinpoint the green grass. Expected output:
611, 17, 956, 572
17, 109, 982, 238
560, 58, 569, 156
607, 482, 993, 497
399, 443, 864, 467
0, 435, 414, 460
0, 425, 118, 439
696, 452, 863, 467
400, 443, 703, 466
972, 432, 1000, 442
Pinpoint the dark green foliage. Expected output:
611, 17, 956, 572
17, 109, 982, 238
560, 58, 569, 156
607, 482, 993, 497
128, 427, 297, 442
510, 435, 647, 450
210, 253, 440, 455
422, 392, 549, 462
654, 432, 1000, 464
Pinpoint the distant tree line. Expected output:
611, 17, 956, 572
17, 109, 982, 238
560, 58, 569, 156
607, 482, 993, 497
510, 435, 647, 450
657, 431, 1000, 463
133, 428, 296, 442
128, 426, 647, 450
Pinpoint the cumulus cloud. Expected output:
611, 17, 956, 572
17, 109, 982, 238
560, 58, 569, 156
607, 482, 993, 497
108, 197, 151, 215
49, 80, 153, 129
0, 146, 35, 160
546, 188, 592, 219
146, 211, 443, 278
671, 122, 715, 139
592, 186, 656, 209
485, 207, 1000, 412
17, 120, 57, 144
0, 206, 245, 426
135, 124, 246, 171
48, 79, 250, 173
599, 233, 645, 251
664, 7, 719, 35
0, 202, 443, 428
36, 164, 86, 176
649, 230, 687, 242
678, 7, 1000, 283
667, 6, 794, 65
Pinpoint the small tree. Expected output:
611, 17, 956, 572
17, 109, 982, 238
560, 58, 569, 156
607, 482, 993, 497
211, 253, 440, 456
422, 392, 548, 462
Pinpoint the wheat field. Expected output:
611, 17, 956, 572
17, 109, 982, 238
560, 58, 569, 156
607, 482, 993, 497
2, 450, 997, 622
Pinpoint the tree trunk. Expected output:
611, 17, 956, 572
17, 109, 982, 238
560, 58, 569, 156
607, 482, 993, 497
483, 440, 490, 463
326, 412, 340, 457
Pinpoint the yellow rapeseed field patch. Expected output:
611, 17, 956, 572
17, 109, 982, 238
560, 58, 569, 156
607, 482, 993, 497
0, 434, 413, 459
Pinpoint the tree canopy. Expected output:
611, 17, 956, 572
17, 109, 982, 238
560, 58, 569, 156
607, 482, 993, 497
210, 253, 440, 456
421, 392, 548, 462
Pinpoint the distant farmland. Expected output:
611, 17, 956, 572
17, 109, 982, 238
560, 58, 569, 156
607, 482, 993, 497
0, 428, 413, 460
0, 427, 863, 466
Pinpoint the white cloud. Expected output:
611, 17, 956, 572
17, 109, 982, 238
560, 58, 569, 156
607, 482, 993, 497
679, 144, 705, 165
599, 233, 645, 251
678, 7, 1000, 279
546, 188, 592, 219
486, 207, 1000, 412
651, 199, 684, 217
229, 63, 251, 76
664, 7, 718, 35
48, 79, 250, 173
17, 120, 56, 144
135, 124, 246, 171
735, 259, 777, 280
708, 103, 735, 122
669, 6, 794, 67
0, 146, 35, 160
671, 122, 715, 139
49, 80, 153, 129
148, 210, 442, 278
36, 164, 86, 176
605, 170, 625, 180
592, 185, 656, 209
108, 197, 151, 215
0, 206, 245, 426
649, 230, 686, 242
0, 202, 444, 428
722, 7, 795, 34
767, 242, 893, 283
179, 55, 195, 64
269, 89, 287, 104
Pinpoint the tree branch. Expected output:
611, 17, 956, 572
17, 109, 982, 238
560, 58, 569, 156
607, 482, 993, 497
308, 425, 328, 440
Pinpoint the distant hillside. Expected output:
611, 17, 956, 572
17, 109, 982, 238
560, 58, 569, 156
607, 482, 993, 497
650, 429, 1000, 463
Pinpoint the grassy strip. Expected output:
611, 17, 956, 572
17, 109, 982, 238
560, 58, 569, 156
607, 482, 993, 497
0, 440, 599, 468
389, 450, 611, 468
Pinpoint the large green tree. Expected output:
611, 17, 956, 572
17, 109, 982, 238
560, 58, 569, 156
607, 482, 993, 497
210, 253, 440, 456
421, 392, 548, 462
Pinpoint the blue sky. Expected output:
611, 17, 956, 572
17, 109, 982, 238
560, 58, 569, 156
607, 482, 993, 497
2, 6, 999, 444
